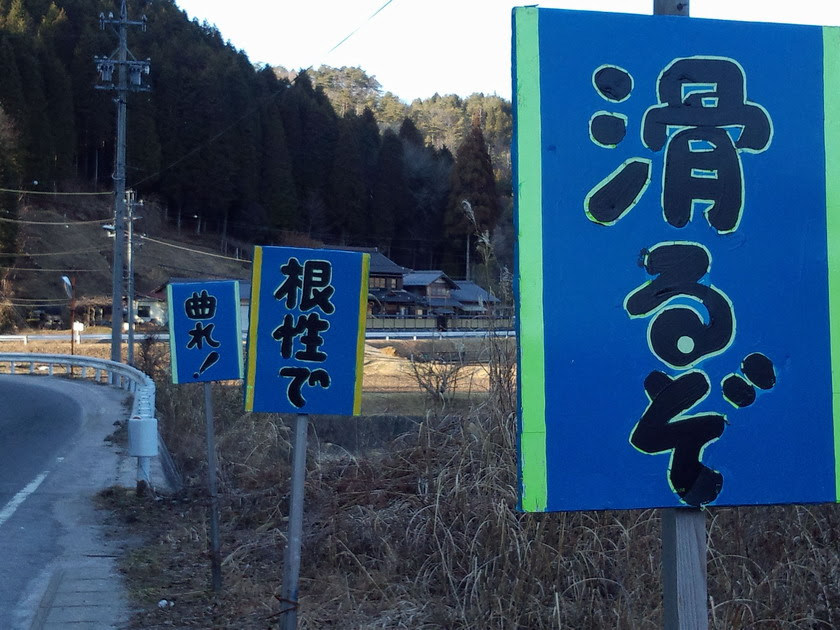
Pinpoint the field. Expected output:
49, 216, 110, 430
5, 334, 840, 628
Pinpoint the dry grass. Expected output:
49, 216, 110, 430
81, 333, 840, 629
12, 334, 836, 628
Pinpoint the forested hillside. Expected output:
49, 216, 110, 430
0, 0, 512, 275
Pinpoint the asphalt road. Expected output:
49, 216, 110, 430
0, 376, 132, 629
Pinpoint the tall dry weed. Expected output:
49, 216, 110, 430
139, 215, 840, 628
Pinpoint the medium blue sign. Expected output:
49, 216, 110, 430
167, 281, 243, 384
514, 8, 840, 511
244, 246, 369, 415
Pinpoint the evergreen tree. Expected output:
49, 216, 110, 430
0, 0, 515, 266
6, 0, 33, 34
256, 67, 297, 232
327, 114, 366, 242
355, 107, 380, 225
401, 139, 452, 269
38, 44, 75, 182
398, 117, 424, 148
11, 34, 51, 180
298, 84, 338, 217
376, 91, 408, 128
70, 24, 112, 182
0, 104, 20, 257
0, 36, 26, 171
444, 121, 500, 274
370, 129, 409, 256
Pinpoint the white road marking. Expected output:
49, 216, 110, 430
0, 471, 49, 527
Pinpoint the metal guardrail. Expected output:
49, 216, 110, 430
0, 353, 160, 490
0, 352, 155, 420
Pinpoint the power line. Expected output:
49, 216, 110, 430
2, 297, 68, 304
0, 188, 112, 196
0, 247, 108, 257
0, 216, 112, 226
324, 0, 397, 57
129, 85, 287, 189
140, 234, 252, 263
0, 267, 104, 272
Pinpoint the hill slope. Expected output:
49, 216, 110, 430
4, 194, 253, 327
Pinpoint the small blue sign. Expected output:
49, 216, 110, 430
245, 246, 369, 415
167, 281, 243, 384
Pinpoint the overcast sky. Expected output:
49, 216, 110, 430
173, 1, 840, 102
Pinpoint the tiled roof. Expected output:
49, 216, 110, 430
450, 280, 500, 304
403, 270, 459, 289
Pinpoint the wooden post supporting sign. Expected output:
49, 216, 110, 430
652, 4, 708, 629
662, 508, 708, 629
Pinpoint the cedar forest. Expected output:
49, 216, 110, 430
0, 0, 513, 277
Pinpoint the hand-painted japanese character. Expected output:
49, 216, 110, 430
722, 352, 776, 408
625, 242, 734, 369
279, 366, 331, 408
273, 258, 336, 314
300, 260, 335, 314
274, 257, 305, 309
186, 321, 221, 350
585, 56, 772, 232
271, 313, 330, 362
642, 57, 772, 233
585, 65, 653, 225
631, 369, 725, 507
184, 290, 217, 320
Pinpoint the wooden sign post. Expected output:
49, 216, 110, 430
514, 2, 840, 629
650, 4, 709, 629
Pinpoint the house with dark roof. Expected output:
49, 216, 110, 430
335, 247, 419, 315
402, 270, 463, 315
450, 280, 500, 315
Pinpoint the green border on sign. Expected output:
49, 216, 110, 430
515, 7, 547, 512
166, 284, 178, 384
233, 281, 244, 380
824, 26, 840, 502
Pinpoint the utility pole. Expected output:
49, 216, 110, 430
461, 200, 473, 281
94, 1, 150, 363
126, 190, 143, 366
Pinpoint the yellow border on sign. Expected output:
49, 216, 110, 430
244, 246, 263, 411
353, 253, 370, 415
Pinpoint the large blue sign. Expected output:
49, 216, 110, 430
167, 280, 243, 384
244, 246, 369, 415
514, 8, 840, 511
